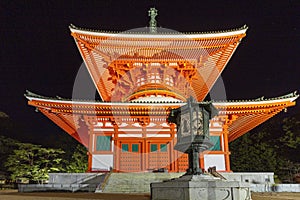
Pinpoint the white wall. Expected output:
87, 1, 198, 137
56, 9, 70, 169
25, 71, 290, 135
203, 154, 226, 171
92, 154, 113, 171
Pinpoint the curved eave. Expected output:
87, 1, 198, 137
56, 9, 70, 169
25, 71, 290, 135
214, 96, 298, 107
25, 92, 298, 111
25, 96, 185, 107
69, 25, 248, 39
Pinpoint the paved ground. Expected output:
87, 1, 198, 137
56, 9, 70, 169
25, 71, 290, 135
0, 190, 149, 200
1, 190, 300, 200
252, 192, 300, 200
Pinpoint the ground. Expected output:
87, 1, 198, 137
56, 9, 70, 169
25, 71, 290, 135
1, 190, 300, 200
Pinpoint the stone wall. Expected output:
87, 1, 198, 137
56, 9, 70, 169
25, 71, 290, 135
48, 173, 103, 184
251, 183, 300, 192
18, 173, 105, 193
220, 172, 274, 184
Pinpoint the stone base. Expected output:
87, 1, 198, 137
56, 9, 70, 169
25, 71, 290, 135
151, 174, 251, 200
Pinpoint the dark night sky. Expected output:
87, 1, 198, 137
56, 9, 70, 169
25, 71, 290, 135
0, 0, 299, 145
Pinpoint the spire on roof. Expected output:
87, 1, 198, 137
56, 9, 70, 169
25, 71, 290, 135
148, 7, 158, 33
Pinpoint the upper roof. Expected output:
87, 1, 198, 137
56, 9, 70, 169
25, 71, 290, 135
70, 25, 248, 102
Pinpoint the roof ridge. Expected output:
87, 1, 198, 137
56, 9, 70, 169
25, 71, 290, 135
69, 24, 248, 35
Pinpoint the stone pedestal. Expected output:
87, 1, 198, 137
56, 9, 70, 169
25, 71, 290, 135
151, 174, 251, 200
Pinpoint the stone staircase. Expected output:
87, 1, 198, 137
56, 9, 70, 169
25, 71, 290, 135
19, 172, 185, 193
97, 172, 184, 193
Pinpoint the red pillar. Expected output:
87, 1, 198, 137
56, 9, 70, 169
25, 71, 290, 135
223, 125, 231, 172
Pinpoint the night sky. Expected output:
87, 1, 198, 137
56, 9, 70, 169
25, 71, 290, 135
0, 1, 299, 145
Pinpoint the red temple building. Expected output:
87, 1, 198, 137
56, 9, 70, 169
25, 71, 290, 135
25, 19, 298, 173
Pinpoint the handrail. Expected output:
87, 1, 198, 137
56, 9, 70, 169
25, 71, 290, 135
98, 172, 112, 192
71, 173, 100, 184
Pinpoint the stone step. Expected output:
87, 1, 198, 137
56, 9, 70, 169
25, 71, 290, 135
100, 172, 184, 193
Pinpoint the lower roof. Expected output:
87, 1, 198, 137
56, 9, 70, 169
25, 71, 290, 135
25, 91, 298, 145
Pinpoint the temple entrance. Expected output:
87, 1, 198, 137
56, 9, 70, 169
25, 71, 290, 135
148, 143, 171, 171
119, 142, 142, 172
118, 141, 172, 172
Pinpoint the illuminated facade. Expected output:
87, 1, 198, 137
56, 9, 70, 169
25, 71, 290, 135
25, 23, 298, 172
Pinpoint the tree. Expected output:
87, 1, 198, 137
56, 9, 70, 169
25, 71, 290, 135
230, 130, 280, 173
0, 136, 19, 174
5, 143, 65, 183
230, 114, 300, 182
280, 117, 300, 149
66, 144, 88, 173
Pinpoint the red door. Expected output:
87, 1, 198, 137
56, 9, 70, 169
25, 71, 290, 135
148, 143, 171, 171
119, 142, 142, 172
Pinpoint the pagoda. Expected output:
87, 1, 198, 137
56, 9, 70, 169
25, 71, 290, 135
25, 10, 298, 173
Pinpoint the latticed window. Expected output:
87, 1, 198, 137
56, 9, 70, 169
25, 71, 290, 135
148, 72, 161, 84
132, 144, 139, 152
150, 144, 158, 152
160, 144, 167, 152
122, 144, 129, 152
136, 77, 145, 86
96, 136, 111, 151
209, 136, 221, 151
165, 75, 174, 86
150, 144, 168, 152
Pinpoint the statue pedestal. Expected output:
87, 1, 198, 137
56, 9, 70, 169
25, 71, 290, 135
150, 174, 251, 200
